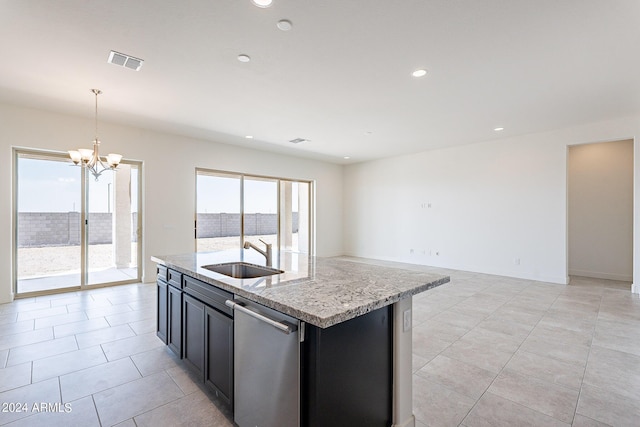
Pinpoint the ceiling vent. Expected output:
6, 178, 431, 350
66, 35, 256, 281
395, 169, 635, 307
108, 50, 144, 71
289, 138, 308, 144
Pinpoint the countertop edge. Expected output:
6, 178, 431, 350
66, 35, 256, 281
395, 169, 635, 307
152, 255, 450, 328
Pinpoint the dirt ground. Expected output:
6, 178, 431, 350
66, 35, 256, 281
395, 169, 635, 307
17, 243, 135, 277
17, 235, 284, 278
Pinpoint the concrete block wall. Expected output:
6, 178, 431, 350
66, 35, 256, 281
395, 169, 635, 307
196, 213, 298, 238
18, 212, 282, 247
17, 212, 138, 247
17, 212, 77, 247
88, 213, 112, 244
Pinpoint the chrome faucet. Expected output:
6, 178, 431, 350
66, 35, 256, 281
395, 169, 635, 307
243, 239, 273, 267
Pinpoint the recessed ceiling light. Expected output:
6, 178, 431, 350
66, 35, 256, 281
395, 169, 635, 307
343, 156, 351, 160
494, 127, 504, 131
289, 138, 308, 144
251, 0, 272, 8
245, 135, 254, 139
412, 69, 427, 78
237, 54, 251, 63
277, 20, 293, 31
364, 131, 373, 136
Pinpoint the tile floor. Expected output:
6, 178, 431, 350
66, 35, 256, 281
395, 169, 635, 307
0, 270, 637, 426
411, 272, 638, 427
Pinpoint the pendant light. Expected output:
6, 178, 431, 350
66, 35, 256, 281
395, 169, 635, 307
68, 89, 122, 180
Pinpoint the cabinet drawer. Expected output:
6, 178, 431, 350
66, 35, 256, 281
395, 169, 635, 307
168, 269, 183, 289
183, 276, 233, 317
157, 265, 168, 281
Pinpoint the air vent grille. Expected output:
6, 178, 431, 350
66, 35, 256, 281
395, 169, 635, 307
108, 50, 144, 71
289, 138, 308, 144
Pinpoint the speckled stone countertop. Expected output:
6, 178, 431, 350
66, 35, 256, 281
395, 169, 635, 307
151, 250, 450, 328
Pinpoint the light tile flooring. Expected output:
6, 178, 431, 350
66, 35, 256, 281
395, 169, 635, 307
0, 270, 637, 426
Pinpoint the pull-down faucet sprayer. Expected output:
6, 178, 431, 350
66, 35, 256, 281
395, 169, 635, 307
243, 239, 273, 267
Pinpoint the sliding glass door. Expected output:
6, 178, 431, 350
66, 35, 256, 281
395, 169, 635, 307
16, 153, 83, 293
86, 163, 141, 287
196, 169, 312, 255
15, 150, 142, 295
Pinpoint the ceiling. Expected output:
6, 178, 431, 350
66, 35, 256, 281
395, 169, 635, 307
1, 1, 639, 164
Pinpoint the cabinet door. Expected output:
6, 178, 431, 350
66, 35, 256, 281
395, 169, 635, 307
205, 306, 233, 406
183, 294, 205, 379
167, 285, 183, 357
156, 279, 168, 344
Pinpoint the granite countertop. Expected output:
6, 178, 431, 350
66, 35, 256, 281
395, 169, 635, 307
151, 250, 450, 328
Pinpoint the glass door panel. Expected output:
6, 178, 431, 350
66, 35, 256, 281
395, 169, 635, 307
16, 154, 82, 293
86, 163, 140, 286
196, 172, 242, 251
243, 177, 278, 249
280, 180, 310, 253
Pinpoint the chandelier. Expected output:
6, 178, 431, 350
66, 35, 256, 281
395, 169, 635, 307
68, 89, 122, 180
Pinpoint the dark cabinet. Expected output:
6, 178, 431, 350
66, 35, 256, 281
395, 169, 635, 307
205, 305, 233, 405
183, 294, 206, 377
302, 305, 392, 427
156, 278, 168, 344
167, 284, 183, 357
181, 277, 234, 407
168, 268, 182, 288
157, 268, 182, 357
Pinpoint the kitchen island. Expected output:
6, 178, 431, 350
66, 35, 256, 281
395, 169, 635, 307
152, 250, 449, 427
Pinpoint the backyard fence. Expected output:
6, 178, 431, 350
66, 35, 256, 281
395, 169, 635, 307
196, 213, 298, 238
17, 212, 138, 248
17, 212, 297, 247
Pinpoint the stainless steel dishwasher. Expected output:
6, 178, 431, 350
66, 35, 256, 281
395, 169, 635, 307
225, 296, 301, 427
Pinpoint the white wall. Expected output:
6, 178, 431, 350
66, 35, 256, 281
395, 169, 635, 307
0, 102, 344, 303
568, 140, 633, 281
344, 115, 640, 286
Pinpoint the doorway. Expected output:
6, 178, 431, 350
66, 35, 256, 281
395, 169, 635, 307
14, 149, 142, 295
567, 139, 633, 283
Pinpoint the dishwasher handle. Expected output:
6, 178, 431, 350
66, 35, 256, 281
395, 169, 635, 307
225, 300, 297, 335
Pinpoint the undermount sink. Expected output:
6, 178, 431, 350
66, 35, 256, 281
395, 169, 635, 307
202, 262, 284, 279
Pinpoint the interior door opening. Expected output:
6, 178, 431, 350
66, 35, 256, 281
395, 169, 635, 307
567, 139, 633, 286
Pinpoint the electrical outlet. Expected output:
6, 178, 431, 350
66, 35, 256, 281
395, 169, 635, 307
514, 258, 520, 265
403, 309, 412, 332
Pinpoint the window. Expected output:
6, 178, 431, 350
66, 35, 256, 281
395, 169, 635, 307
196, 170, 312, 254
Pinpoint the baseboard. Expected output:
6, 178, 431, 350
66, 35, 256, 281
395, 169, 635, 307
632, 283, 639, 295
568, 269, 632, 282
392, 414, 415, 427
0, 291, 15, 304
341, 253, 569, 284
